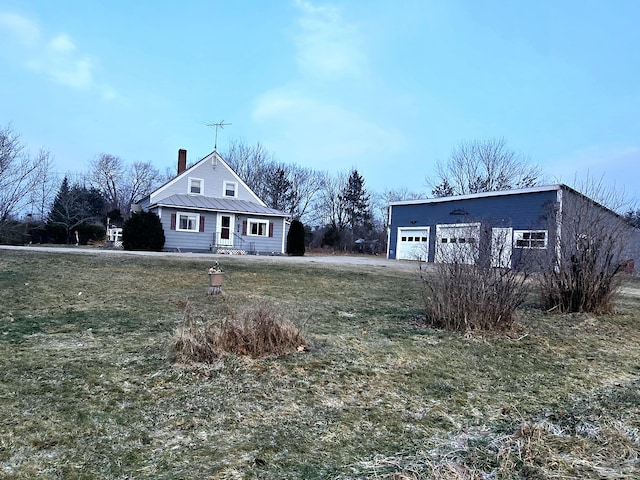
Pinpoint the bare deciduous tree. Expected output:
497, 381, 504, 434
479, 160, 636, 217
315, 170, 348, 233
375, 188, 425, 228
28, 149, 57, 221
429, 138, 542, 197
122, 161, 164, 214
0, 124, 40, 235
288, 164, 324, 221
89, 154, 124, 211
223, 139, 272, 201
89, 154, 163, 217
223, 139, 324, 222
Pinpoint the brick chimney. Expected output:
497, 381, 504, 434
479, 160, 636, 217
177, 149, 187, 175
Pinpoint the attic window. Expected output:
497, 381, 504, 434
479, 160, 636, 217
189, 178, 203, 195
224, 181, 237, 198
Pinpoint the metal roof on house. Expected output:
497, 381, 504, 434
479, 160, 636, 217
151, 194, 288, 217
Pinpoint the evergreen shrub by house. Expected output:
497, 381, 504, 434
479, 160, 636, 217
286, 219, 305, 256
122, 211, 165, 251
76, 224, 106, 244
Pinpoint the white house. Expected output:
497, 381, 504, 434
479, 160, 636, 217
134, 149, 290, 254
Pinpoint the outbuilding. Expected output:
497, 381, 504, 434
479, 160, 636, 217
387, 184, 639, 269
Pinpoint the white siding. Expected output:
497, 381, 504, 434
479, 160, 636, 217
150, 152, 264, 205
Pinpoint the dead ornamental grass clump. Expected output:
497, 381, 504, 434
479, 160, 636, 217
174, 298, 309, 363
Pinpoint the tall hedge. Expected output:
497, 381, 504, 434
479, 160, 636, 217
286, 219, 305, 256
122, 211, 165, 251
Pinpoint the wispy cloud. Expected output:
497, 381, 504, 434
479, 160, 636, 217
251, 1, 406, 177
0, 12, 116, 99
0, 12, 39, 45
253, 88, 405, 168
292, 0, 367, 79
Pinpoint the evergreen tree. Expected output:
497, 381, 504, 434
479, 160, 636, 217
47, 177, 106, 243
265, 167, 294, 212
625, 209, 640, 228
106, 208, 124, 227
286, 219, 305, 256
122, 211, 165, 251
340, 169, 373, 245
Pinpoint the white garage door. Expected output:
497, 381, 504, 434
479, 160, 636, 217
397, 227, 429, 260
435, 223, 480, 264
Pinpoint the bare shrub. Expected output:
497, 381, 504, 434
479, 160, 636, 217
421, 236, 528, 332
536, 179, 638, 314
173, 299, 308, 363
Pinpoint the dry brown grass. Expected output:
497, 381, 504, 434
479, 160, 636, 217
1, 248, 639, 479
174, 298, 309, 362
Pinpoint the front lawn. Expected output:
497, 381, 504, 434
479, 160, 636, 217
1, 250, 638, 479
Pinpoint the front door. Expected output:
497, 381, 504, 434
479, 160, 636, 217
216, 214, 234, 246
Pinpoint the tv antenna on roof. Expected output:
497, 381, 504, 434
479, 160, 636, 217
206, 120, 231, 152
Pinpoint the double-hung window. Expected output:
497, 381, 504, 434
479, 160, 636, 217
248, 219, 268, 237
223, 181, 237, 198
514, 230, 547, 249
177, 213, 200, 232
189, 178, 203, 195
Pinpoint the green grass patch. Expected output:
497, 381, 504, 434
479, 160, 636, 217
0, 250, 639, 478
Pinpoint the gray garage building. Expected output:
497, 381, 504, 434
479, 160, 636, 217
387, 184, 639, 270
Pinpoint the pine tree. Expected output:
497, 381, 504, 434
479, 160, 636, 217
47, 177, 106, 243
340, 169, 372, 247
265, 167, 294, 212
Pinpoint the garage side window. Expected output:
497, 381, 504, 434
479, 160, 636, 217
441, 237, 475, 243
514, 230, 547, 249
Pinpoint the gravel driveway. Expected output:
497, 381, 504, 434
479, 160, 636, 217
0, 245, 422, 271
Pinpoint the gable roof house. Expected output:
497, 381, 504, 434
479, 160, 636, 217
134, 149, 290, 254
387, 184, 640, 270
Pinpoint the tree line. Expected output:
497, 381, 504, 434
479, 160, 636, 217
2, 121, 638, 249
0, 123, 167, 245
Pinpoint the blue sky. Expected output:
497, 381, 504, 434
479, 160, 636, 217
1, 0, 639, 202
